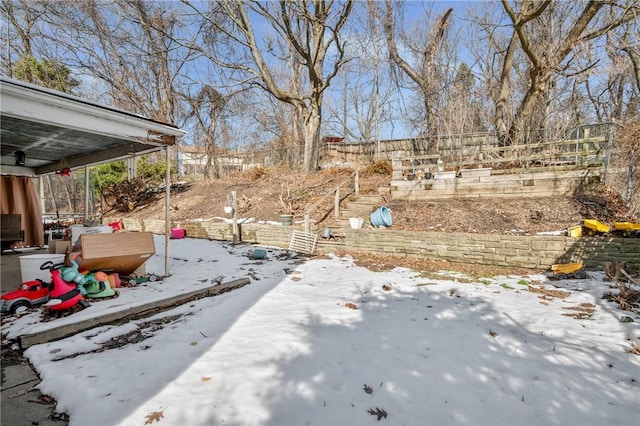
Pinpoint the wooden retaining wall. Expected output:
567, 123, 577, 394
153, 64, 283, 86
107, 217, 639, 270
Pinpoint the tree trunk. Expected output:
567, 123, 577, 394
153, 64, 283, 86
622, 46, 640, 93
494, 33, 518, 146
204, 115, 218, 179
508, 70, 551, 144
303, 102, 321, 173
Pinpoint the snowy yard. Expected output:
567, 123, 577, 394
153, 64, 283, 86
2, 235, 639, 426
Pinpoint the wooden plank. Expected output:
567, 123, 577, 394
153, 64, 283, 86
489, 164, 597, 175
395, 154, 441, 161
452, 137, 606, 156
446, 150, 603, 168
391, 180, 430, 189
395, 192, 526, 200
460, 168, 491, 177
19, 277, 251, 349
394, 164, 440, 172
479, 169, 597, 182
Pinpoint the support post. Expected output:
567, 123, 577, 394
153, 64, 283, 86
232, 191, 238, 244
304, 213, 310, 233
627, 150, 634, 208
355, 170, 359, 197
84, 165, 89, 220
39, 176, 44, 214
164, 148, 170, 277
334, 187, 340, 218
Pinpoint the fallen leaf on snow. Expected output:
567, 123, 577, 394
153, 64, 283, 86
201, 376, 212, 382
626, 342, 640, 355
368, 407, 387, 421
145, 411, 164, 424
345, 303, 358, 310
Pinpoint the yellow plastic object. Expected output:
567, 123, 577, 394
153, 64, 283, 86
582, 219, 611, 235
613, 222, 640, 231
613, 222, 640, 237
551, 262, 583, 275
568, 225, 582, 237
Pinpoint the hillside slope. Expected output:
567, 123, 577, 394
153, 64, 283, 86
114, 167, 633, 235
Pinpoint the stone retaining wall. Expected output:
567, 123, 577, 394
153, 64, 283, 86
115, 218, 296, 249
343, 229, 639, 269
107, 217, 639, 270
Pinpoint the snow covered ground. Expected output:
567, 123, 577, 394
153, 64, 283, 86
2, 235, 639, 426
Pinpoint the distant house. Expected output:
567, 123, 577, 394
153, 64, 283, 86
322, 136, 344, 144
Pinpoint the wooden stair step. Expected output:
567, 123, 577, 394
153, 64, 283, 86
341, 209, 373, 217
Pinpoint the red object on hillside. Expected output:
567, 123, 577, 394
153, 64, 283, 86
108, 220, 124, 231
170, 228, 186, 239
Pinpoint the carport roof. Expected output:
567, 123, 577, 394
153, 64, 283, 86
0, 77, 186, 176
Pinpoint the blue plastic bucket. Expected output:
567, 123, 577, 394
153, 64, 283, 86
370, 206, 392, 227
252, 248, 267, 259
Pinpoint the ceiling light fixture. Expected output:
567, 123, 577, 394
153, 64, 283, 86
15, 150, 26, 166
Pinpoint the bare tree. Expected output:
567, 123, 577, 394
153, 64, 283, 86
39, 0, 203, 171
382, 0, 454, 141
187, 86, 227, 179
324, 2, 396, 154
495, 0, 639, 145
1, 0, 40, 71
54, 1, 190, 123
186, 0, 353, 173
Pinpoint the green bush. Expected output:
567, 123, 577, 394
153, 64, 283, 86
93, 161, 128, 189
92, 157, 176, 195
138, 157, 175, 185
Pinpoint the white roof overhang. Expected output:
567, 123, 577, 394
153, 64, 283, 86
0, 77, 186, 176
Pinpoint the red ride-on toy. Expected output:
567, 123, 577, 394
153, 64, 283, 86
39, 260, 84, 312
1, 261, 85, 315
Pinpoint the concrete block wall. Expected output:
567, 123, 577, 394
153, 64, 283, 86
343, 229, 640, 269
107, 217, 297, 249
106, 217, 639, 270
391, 169, 602, 200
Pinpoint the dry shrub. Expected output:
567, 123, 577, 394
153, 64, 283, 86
362, 159, 392, 176
324, 166, 352, 176
248, 166, 269, 181
609, 118, 640, 218
603, 262, 640, 313
277, 183, 306, 214
236, 194, 252, 214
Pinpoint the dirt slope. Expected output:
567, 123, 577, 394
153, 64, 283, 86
114, 167, 632, 235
